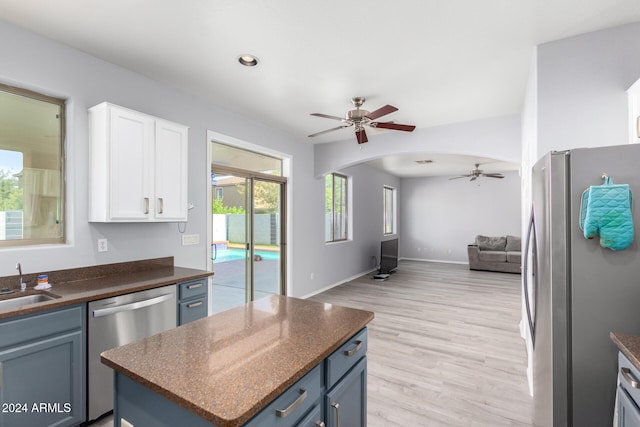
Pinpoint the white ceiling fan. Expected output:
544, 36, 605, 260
448, 164, 505, 181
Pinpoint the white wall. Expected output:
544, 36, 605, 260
536, 22, 640, 156
400, 171, 521, 263
303, 163, 401, 296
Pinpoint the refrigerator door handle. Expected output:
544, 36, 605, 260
523, 206, 537, 348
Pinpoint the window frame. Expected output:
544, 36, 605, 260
383, 185, 396, 236
325, 172, 349, 243
0, 83, 66, 247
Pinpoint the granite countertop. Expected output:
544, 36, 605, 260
611, 332, 640, 370
0, 257, 212, 320
101, 295, 375, 427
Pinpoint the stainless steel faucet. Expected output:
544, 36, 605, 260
16, 263, 25, 291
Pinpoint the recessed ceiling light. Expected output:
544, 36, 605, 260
238, 54, 259, 67
415, 160, 433, 164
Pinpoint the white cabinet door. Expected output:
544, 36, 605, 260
154, 119, 188, 221
109, 106, 154, 220
89, 103, 188, 222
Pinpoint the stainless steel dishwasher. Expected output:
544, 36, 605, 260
87, 284, 176, 421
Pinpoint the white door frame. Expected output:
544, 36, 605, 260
206, 130, 293, 313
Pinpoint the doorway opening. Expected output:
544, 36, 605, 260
208, 136, 289, 314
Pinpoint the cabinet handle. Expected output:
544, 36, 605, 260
187, 301, 203, 309
276, 388, 306, 418
315, 421, 325, 427
158, 197, 164, 214
144, 197, 150, 214
636, 116, 640, 139
187, 282, 204, 290
331, 402, 341, 427
343, 340, 363, 357
622, 367, 640, 389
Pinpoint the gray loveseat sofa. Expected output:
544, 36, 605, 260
467, 235, 521, 274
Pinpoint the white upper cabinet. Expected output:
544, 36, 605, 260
89, 102, 188, 222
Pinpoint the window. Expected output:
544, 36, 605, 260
384, 186, 396, 235
215, 187, 223, 199
325, 173, 348, 242
0, 84, 65, 247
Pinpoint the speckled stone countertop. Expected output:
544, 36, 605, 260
101, 295, 374, 427
0, 257, 212, 320
611, 332, 640, 370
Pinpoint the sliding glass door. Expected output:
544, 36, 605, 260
211, 167, 285, 314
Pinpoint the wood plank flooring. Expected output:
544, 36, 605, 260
309, 260, 533, 427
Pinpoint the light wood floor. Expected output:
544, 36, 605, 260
309, 260, 533, 427
93, 260, 532, 426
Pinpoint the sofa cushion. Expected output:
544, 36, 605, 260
507, 251, 521, 264
478, 250, 507, 263
475, 235, 506, 251
506, 235, 521, 252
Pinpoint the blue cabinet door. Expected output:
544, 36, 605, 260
0, 330, 84, 427
325, 357, 366, 427
0, 304, 85, 427
177, 279, 208, 325
619, 385, 640, 427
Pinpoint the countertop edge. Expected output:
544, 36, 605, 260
0, 267, 213, 320
611, 332, 640, 370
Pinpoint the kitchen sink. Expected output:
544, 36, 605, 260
0, 293, 59, 311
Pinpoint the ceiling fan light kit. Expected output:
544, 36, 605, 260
309, 97, 416, 144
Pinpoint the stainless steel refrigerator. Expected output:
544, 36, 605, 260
526, 144, 640, 427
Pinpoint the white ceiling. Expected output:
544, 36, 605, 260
2, 0, 640, 176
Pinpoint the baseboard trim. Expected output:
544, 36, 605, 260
301, 267, 378, 299
400, 257, 468, 266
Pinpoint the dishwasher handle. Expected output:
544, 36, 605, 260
92, 293, 174, 318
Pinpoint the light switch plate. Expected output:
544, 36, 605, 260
182, 234, 200, 246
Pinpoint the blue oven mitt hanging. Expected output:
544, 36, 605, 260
579, 176, 634, 251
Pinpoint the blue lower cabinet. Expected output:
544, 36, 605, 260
177, 279, 209, 325
0, 304, 86, 427
325, 357, 367, 427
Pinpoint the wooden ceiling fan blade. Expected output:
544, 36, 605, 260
483, 173, 505, 178
373, 122, 416, 132
310, 113, 346, 121
356, 128, 368, 144
448, 176, 468, 180
365, 105, 398, 120
308, 125, 350, 137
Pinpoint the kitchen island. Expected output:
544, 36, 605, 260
101, 295, 374, 427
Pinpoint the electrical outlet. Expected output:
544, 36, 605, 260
182, 234, 200, 246
97, 238, 108, 252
